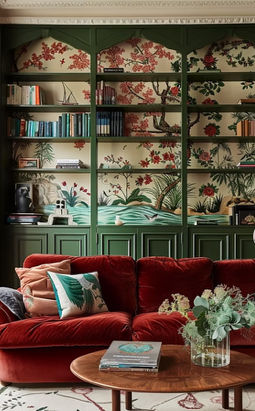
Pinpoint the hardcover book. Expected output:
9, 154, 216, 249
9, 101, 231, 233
99, 340, 162, 371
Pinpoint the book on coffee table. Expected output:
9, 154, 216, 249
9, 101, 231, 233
99, 340, 162, 372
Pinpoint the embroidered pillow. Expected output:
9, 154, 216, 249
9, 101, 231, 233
15, 259, 71, 316
47, 271, 108, 319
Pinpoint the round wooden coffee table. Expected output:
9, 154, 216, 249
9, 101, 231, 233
70, 345, 255, 411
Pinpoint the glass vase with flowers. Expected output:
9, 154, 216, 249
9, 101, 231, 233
158, 285, 255, 367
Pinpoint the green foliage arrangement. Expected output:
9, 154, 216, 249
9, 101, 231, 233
158, 285, 255, 344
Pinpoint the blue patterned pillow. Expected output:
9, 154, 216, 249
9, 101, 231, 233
0, 287, 26, 319
47, 271, 108, 319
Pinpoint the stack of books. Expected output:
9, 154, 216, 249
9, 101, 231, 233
7, 213, 42, 224
99, 340, 162, 372
237, 160, 255, 167
56, 159, 86, 169
236, 119, 255, 137
193, 218, 219, 225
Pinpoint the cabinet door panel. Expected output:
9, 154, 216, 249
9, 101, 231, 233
14, 233, 48, 266
141, 233, 179, 258
234, 233, 255, 259
53, 231, 89, 256
98, 233, 136, 258
190, 232, 230, 260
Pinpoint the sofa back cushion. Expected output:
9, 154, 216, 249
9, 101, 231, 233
23, 254, 137, 315
213, 259, 255, 296
136, 256, 214, 314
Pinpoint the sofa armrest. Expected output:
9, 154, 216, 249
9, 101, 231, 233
0, 301, 19, 324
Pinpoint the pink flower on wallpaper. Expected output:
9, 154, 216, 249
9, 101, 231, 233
152, 155, 161, 164
144, 174, 152, 184
161, 141, 177, 148
74, 141, 86, 150
199, 151, 211, 162
68, 50, 90, 70
136, 176, 144, 186
163, 152, 175, 161
202, 97, 216, 105
140, 159, 150, 168
204, 123, 219, 136
82, 90, 90, 101
203, 54, 216, 67
170, 86, 179, 96
155, 45, 175, 60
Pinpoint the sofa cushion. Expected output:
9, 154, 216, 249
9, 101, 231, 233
16, 259, 71, 316
136, 257, 214, 313
0, 311, 132, 349
132, 312, 187, 344
213, 259, 255, 296
47, 271, 108, 319
230, 326, 255, 347
23, 254, 137, 315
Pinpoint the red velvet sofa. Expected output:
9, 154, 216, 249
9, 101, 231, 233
0, 254, 254, 384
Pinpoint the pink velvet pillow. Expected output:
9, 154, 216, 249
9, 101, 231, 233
15, 259, 71, 316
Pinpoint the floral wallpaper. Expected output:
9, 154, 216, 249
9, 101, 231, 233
12, 35, 255, 225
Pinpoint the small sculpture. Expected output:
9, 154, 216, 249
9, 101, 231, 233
38, 199, 77, 225
15, 186, 33, 213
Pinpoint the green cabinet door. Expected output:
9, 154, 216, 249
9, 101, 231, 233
97, 227, 136, 258
140, 228, 182, 258
51, 227, 89, 256
189, 229, 231, 260
234, 232, 255, 259
6, 227, 48, 287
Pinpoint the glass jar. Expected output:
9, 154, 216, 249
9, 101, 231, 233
190, 333, 230, 367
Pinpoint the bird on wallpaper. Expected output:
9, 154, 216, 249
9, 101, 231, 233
145, 213, 159, 222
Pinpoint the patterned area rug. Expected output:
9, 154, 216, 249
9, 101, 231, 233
0, 383, 255, 410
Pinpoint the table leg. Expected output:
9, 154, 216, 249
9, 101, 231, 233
234, 386, 243, 411
125, 391, 132, 410
112, 389, 121, 411
222, 388, 229, 409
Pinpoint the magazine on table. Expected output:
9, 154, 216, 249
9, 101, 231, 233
99, 340, 162, 371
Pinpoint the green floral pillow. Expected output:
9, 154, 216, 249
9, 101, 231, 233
47, 271, 108, 319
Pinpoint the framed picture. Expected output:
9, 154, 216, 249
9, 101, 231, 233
14, 182, 33, 213
18, 157, 40, 169
232, 205, 255, 225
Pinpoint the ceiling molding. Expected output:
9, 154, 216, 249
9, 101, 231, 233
0, 0, 254, 23
0, 0, 255, 8
1, 16, 255, 25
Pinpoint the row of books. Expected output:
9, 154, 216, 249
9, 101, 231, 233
99, 340, 162, 372
7, 84, 44, 105
96, 111, 123, 136
7, 113, 91, 138
56, 159, 86, 169
96, 81, 116, 105
236, 120, 255, 137
237, 160, 255, 167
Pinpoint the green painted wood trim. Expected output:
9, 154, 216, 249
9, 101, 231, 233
188, 104, 255, 113
96, 73, 181, 82
3, 26, 92, 53
96, 104, 181, 112
181, 40, 188, 257
6, 104, 91, 112
90, 28, 98, 255
12, 168, 90, 173
6, 73, 91, 82
188, 136, 255, 143
188, 72, 255, 82
96, 136, 181, 143
96, 168, 181, 174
